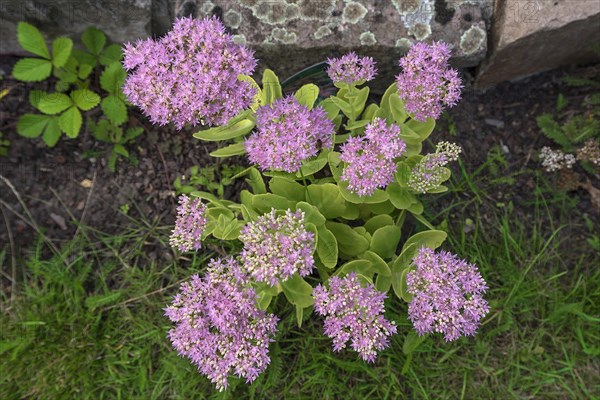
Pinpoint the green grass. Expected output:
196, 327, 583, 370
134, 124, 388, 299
1, 159, 599, 399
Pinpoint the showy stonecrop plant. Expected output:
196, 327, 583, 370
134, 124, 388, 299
124, 17, 490, 391
13, 22, 133, 153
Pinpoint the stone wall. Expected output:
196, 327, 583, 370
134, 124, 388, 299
1, 0, 599, 87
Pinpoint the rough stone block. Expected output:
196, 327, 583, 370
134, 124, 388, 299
477, 0, 600, 87
172, 0, 493, 91
0, 0, 152, 54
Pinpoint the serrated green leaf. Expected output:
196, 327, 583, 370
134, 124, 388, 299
113, 144, 129, 157
71, 89, 100, 111
51, 37, 73, 68
71, 49, 97, 68
42, 117, 61, 147
101, 95, 127, 125
58, 106, 82, 138
82, 27, 106, 55
100, 61, 126, 94
28, 90, 46, 110
12, 58, 52, 82
17, 22, 49, 59
38, 93, 73, 115
99, 44, 123, 66
78, 63, 94, 79
17, 114, 50, 138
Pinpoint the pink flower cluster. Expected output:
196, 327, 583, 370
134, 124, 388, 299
408, 141, 461, 193
245, 97, 334, 172
313, 273, 398, 362
407, 247, 489, 342
340, 118, 406, 196
326, 52, 378, 85
396, 41, 462, 122
122, 17, 257, 129
169, 194, 207, 252
239, 209, 315, 286
165, 257, 278, 391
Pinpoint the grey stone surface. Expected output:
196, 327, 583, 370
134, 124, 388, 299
0, 0, 152, 54
477, 0, 600, 87
171, 0, 493, 92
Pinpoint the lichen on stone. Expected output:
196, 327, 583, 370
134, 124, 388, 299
298, 0, 336, 20
254, 0, 288, 25
409, 22, 431, 40
460, 25, 486, 55
200, 1, 215, 15
398, 0, 434, 32
224, 9, 242, 29
359, 31, 376, 46
314, 25, 333, 40
395, 37, 414, 50
342, 1, 368, 24
392, 0, 421, 15
232, 34, 247, 46
272, 27, 298, 44
285, 3, 300, 20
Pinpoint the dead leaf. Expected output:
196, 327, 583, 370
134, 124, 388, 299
80, 179, 93, 188
50, 213, 67, 230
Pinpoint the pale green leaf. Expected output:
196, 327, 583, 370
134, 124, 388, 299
17, 22, 49, 59
71, 89, 100, 111
51, 37, 73, 68
38, 93, 73, 115
58, 106, 82, 138
12, 58, 52, 82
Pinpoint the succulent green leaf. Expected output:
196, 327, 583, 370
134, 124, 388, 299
325, 221, 370, 257
281, 274, 313, 308
364, 214, 394, 235
296, 201, 326, 226
370, 225, 402, 259
209, 142, 246, 157
316, 225, 338, 268
193, 119, 255, 141
260, 69, 282, 105
389, 93, 408, 124
306, 183, 346, 219
387, 182, 418, 209
269, 177, 306, 201
294, 83, 319, 109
